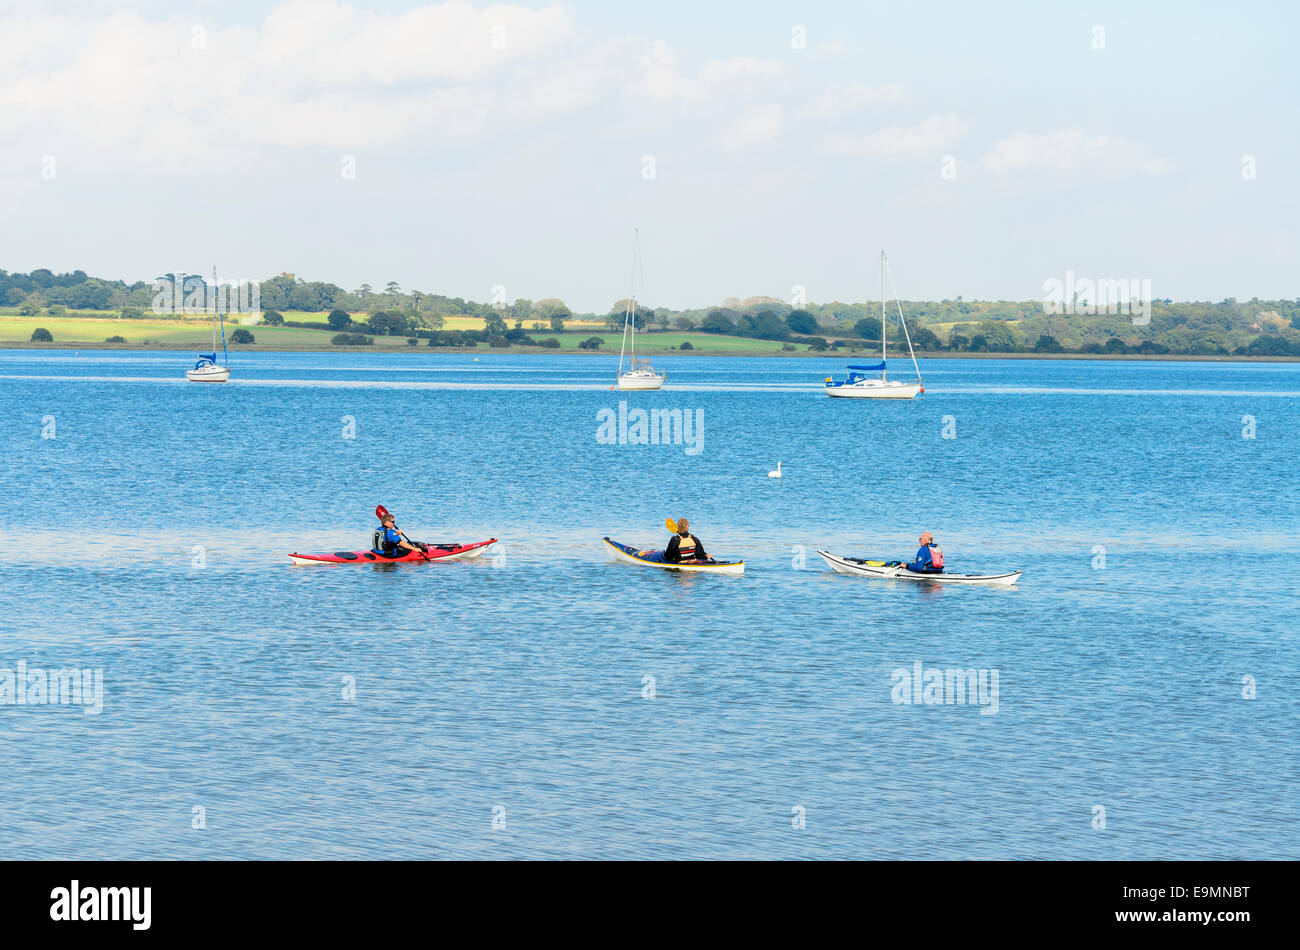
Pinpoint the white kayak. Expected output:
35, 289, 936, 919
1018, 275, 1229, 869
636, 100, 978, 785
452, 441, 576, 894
817, 551, 1021, 586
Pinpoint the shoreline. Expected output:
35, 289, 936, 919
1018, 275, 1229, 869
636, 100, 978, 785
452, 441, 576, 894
1, 341, 1297, 363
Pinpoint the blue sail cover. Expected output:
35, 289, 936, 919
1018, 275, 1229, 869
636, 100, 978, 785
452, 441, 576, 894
847, 362, 885, 371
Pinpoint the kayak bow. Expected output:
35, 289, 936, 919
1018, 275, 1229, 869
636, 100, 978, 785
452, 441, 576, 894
817, 550, 1021, 585
289, 539, 497, 566
603, 537, 745, 575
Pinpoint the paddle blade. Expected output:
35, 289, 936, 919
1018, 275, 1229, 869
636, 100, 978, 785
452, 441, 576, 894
375, 504, 390, 520
665, 517, 678, 533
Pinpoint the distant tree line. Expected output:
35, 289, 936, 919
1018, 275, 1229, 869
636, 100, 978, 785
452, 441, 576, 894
602, 296, 1300, 356
4, 266, 1299, 357
323, 308, 560, 348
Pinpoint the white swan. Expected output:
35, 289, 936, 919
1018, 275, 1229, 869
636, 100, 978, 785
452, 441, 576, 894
768, 461, 782, 478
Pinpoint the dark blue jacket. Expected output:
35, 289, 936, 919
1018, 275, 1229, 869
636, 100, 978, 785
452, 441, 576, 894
908, 545, 942, 572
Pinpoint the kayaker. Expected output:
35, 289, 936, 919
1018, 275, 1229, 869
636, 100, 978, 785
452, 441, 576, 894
373, 511, 428, 557
906, 531, 944, 573
664, 517, 710, 564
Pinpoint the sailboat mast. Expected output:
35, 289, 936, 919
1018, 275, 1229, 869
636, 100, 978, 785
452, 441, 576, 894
616, 304, 626, 379
630, 229, 640, 366
617, 229, 639, 377
214, 267, 228, 365
209, 270, 217, 354
880, 250, 887, 379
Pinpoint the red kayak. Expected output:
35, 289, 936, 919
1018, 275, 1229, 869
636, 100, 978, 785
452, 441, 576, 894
288, 539, 497, 566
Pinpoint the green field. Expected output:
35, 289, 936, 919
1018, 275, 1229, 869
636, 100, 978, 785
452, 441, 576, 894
437, 315, 608, 332
0, 315, 416, 348
0, 312, 834, 354
4, 311, 1258, 361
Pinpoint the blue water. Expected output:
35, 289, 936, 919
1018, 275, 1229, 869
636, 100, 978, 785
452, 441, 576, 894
1, 350, 1297, 859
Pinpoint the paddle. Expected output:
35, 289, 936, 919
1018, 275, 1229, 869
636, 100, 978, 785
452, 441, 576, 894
375, 504, 429, 561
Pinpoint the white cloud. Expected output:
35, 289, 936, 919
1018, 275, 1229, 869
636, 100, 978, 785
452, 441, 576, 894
721, 104, 782, 148
821, 114, 968, 159
254, 0, 577, 88
0, 2, 583, 168
805, 82, 903, 119
508, 38, 639, 120
697, 57, 783, 86
632, 42, 783, 109
0, 1, 786, 172
981, 130, 1173, 175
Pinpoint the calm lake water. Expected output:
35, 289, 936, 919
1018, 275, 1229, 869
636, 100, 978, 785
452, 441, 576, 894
1, 350, 1297, 859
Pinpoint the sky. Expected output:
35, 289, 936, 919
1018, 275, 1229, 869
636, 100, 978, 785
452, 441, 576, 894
0, 0, 1296, 312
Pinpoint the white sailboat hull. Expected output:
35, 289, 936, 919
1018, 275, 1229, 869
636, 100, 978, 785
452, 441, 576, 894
824, 250, 924, 398
615, 231, 665, 389
187, 268, 232, 382
617, 371, 665, 390
186, 365, 231, 382
826, 379, 920, 398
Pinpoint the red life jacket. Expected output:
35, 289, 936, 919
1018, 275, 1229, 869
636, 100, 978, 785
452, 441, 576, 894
928, 544, 944, 569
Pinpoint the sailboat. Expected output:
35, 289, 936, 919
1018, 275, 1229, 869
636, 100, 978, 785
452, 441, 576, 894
825, 250, 923, 399
616, 228, 665, 391
186, 268, 231, 382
